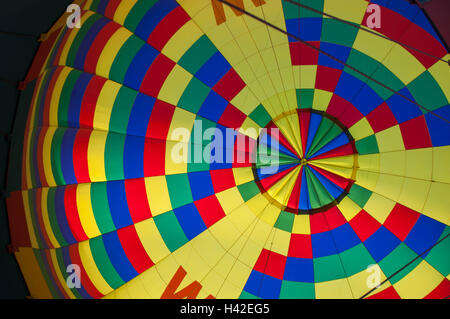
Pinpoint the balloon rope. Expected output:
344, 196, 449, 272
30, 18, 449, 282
360, 233, 450, 299
217, 0, 450, 125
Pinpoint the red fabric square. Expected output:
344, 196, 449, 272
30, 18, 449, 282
125, 178, 152, 223
315, 65, 341, 92
117, 225, 154, 273
254, 249, 286, 280
147, 6, 190, 51
289, 41, 319, 65
383, 204, 420, 241
195, 195, 226, 227
349, 210, 381, 242
140, 54, 175, 97
310, 213, 329, 234
213, 68, 246, 101
367, 286, 401, 299
425, 279, 450, 299
146, 100, 175, 139
144, 138, 166, 177
366, 102, 398, 133
288, 234, 313, 258
399, 115, 432, 150
323, 206, 347, 230
210, 169, 236, 193
218, 104, 246, 129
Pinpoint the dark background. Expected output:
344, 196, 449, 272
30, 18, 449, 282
0, 0, 448, 299
0, 0, 72, 299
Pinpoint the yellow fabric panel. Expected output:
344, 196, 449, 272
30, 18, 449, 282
49, 67, 72, 127
293, 65, 317, 90
163, 20, 203, 62
349, 117, 373, 141
225, 259, 253, 292
355, 170, 379, 192
397, 178, 431, 213
231, 86, 261, 115
233, 166, 254, 185
373, 173, 405, 202
405, 148, 432, 180
337, 196, 362, 220
313, 89, 333, 112
173, 242, 211, 280
40, 188, 59, 248
22, 191, 39, 248
363, 193, 395, 224
427, 54, 450, 102
422, 182, 450, 225
96, 27, 132, 79
76, 183, 101, 238
265, 228, 290, 256
165, 140, 188, 175
239, 117, 260, 139
216, 187, 245, 215
158, 64, 193, 106
352, 29, 395, 63
382, 43, 426, 85
15, 247, 53, 298
394, 260, 445, 299
78, 241, 113, 296
135, 218, 170, 264
236, 235, 264, 268
113, 0, 138, 25
347, 266, 388, 299
315, 278, 354, 299
87, 130, 107, 182
209, 216, 242, 251
48, 249, 76, 299
292, 214, 311, 234
144, 176, 172, 216
42, 127, 57, 187
375, 125, 405, 153
324, 0, 367, 23
191, 231, 226, 269
379, 151, 405, 175
59, 11, 95, 65
358, 154, 380, 172
432, 146, 450, 183
93, 80, 121, 131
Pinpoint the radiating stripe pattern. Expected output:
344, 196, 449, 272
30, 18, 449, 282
9, 0, 450, 299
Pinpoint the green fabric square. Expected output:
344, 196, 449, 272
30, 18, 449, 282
154, 211, 188, 252
321, 18, 358, 47
314, 254, 346, 282
356, 135, 379, 155
178, 35, 218, 74
166, 174, 193, 209
274, 211, 295, 232
378, 243, 421, 284
178, 78, 211, 114
297, 89, 314, 109
279, 280, 315, 299
348, 184, 372, 208
237, 181, 260, 202
249, 104, 272, 127
340, 244, 375, 276
407, 71, 448, 113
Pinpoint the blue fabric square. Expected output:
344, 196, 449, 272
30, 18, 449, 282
188, 171, 214, 201
311, 231, 337, 258
124, 45, 158, 91
102, 232, 138, 282
386, 87, 422, 123
126, 93, 155, 136
197, 91, 229, 123
404, 215, 445, 257
425, 105, 450, 147
107, 180, 133, 229
286, 18, 322, 42
244, 271, 282, 299
318, 42, 351, 70
284, 257, 314, 282
174, 203, 206, 240
364, 226, 401, 262
330, 223, 361, 253
351, 85, 384, 115
195, 51, 231, 87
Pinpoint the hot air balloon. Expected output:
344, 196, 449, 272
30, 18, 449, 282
5, 0, 449, 299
